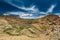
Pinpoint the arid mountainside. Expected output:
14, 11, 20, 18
0, 14, 60, 40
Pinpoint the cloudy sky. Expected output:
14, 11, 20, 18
0, 0, 60, 19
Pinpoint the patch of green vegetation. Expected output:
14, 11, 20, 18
3, 27, 20, 36
20, 25, 30, 29
28, 29, 36, 34
3, 24, 31, 36
25, 20, 33, 24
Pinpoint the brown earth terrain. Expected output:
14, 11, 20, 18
0, 14, 60, 40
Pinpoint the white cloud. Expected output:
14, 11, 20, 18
3, 12, 34, 19
3, 12, 19, 15
19, 12, 33, 17
2, 5, 48, 19
5, 0, 56, 14
3, 1, 57, 19
3, 14, 10, 15
3, 11, 46, 19
19, 5, 36, 11
46, 4, 56, 13
54, 13, 60, 17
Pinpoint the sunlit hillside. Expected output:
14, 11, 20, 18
0, 14, 60, 40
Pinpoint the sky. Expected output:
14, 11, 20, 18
0, 0, 60, 19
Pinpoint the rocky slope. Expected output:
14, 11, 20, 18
0, 14, 60, 40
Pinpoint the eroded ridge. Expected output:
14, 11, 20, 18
0, 15, 60, 40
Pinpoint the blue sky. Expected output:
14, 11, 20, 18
0, 0, 60, 19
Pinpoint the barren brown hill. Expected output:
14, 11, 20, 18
0, 14, 60, 40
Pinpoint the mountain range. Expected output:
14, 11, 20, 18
0, 14, 60, 40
